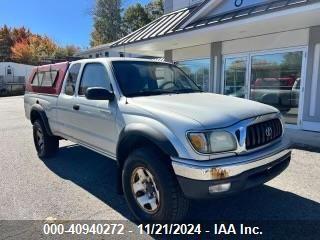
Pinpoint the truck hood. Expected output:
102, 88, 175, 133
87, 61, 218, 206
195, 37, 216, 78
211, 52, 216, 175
129, 93, 278, 129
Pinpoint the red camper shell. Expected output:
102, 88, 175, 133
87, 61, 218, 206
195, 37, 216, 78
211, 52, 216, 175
26, 62, 69, 95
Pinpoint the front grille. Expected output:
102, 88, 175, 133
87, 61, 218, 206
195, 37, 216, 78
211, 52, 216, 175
246, 118, 282, 150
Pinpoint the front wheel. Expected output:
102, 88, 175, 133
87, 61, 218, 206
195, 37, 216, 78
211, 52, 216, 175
33, 120, 59, 158
122, 147, 189, 222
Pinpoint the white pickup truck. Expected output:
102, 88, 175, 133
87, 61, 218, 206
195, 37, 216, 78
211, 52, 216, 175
24, 58, 291, 222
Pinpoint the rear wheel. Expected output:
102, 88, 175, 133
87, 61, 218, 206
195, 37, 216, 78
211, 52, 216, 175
33, 120, 59, 158
122, 146, 189, 222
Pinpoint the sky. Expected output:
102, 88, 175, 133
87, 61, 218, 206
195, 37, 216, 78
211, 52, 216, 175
0, 0, 150, 48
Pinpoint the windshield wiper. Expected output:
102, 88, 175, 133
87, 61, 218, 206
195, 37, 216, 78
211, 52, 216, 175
173, 89, 203, 94
126, 90, 170, 97
126, 89, 202, 97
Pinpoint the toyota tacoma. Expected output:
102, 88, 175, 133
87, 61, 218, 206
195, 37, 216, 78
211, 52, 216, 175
24, 58, 291, 222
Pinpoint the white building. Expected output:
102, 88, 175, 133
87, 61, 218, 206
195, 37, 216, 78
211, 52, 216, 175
74, 43, 142, 59
110, 0, 320, 132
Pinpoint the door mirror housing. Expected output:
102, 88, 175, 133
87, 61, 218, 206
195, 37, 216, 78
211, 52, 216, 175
85, 87, 115, 101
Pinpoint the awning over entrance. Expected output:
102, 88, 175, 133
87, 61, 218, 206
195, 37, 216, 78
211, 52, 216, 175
183, 0, 319, 30
111, 7, 194, 48
111, 0, 320, 50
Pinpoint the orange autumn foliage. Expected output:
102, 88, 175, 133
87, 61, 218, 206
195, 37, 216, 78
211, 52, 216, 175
11, 35, 58, 65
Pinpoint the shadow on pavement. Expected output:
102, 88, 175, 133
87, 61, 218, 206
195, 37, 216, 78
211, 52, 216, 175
44, 144, 133, 220
189, 186, 320, 221
292, 145, 320, 154
43, 144, 320, 221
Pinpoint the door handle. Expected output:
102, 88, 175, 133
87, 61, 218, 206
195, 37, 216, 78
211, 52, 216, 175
73, 104, 80, 111
99, 109, 112, 115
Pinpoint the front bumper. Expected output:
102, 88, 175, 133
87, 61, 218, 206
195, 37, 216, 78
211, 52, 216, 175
171, 139, 291, 199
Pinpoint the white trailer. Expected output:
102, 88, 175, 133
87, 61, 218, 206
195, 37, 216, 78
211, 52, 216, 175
0, 62, 34, 95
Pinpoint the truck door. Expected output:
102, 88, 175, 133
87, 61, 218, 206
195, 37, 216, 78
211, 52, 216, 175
72, 62, 118, 157
57, 63, 81, 138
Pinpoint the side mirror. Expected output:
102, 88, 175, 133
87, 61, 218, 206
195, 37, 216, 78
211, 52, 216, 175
85, 87, 115, 101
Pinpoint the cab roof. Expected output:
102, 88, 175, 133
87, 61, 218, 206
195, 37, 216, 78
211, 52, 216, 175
70, 57, 170, 65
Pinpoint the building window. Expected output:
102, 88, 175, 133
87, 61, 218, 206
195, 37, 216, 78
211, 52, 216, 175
223, 56, 247, 98
95, 53, 100, 58
223, 50, 304, 124
105, 52, 109, 57
176, 59, 210, 92
6, 66, 12, 75
89, 55, 92, 58
250, 51, 303, 125
119, 52, 124, 57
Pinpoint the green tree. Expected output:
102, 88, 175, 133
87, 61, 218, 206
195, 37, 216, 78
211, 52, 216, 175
145, 0, 164, 21
0, 25, 14, 61
122, 3, 151, 35
90, 0, 122, 47
30, 35, 57, 61
55, 45, 80, 59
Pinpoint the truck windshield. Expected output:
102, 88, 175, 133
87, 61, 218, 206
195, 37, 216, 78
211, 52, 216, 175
112, 61, 202, 97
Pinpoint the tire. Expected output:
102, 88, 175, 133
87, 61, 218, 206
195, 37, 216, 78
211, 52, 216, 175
122, 146, 189, 222
33, 119, 59, 158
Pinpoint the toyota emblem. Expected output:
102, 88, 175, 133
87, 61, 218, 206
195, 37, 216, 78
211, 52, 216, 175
265, 127, 273, 137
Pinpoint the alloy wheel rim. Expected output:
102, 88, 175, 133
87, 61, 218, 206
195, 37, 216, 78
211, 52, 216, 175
130, 167, 160, 214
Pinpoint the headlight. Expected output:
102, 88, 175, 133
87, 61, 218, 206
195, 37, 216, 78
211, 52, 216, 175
209, 131, 237, 153
188, 131, 237, 154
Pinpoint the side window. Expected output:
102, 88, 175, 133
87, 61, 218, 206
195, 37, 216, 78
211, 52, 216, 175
65, 63, 81, 96
31, 70, 58, 87
78, 63, 111, 96
41, 71, 58, 87
31, 72, 43, 86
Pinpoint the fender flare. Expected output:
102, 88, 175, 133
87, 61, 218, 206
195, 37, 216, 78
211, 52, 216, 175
115, 124, 179, 195
116, 124, 179, 165
30, 104, 54, 136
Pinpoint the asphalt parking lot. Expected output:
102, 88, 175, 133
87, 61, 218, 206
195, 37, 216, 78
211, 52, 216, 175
0, 96, 320, 222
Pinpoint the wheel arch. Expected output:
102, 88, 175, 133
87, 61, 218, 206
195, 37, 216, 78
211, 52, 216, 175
116, 124, 179, 168
115, 124, 179, 195
30, 104, 53, 136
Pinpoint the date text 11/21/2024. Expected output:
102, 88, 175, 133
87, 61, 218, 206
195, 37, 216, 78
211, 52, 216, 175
139, 224, 263, 236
